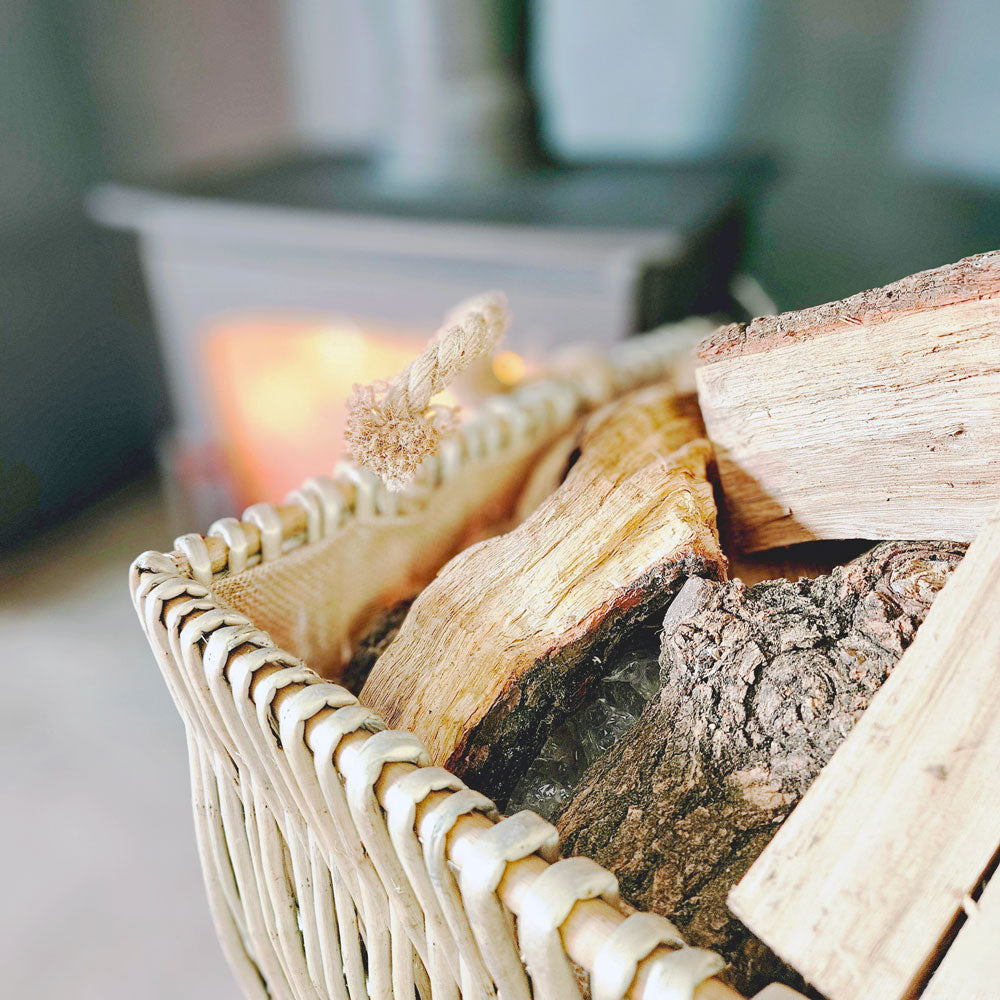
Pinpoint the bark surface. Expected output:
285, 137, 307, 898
557, 540, 967, 996
342, 600, 412, 695
698, 249, 1000, 362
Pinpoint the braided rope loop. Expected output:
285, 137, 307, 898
345, 291, 509, 491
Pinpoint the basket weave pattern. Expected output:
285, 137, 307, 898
130, 324, 726, 1000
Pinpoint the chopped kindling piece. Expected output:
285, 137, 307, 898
557, 539, 966, 996
696, 250, 1000, 552
360, 384, 727, 800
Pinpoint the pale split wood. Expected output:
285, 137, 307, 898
360, 385, 726, 799
728, 502, 1000, 1000
695, 250, 1000, 552
511, 427, 580, 522
921, 868, 1000, 1000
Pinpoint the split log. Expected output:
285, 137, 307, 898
556, 540, 966, 997
729, 506, 1000, 1000
695, 250, 1000, 552
360, 384, 727, 801
511, 427, 581, 522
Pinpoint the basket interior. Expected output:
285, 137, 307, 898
211, 434, 558, 678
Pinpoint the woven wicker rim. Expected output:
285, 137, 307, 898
130, 319, 732, 1000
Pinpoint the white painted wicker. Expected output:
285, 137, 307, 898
130, 321, 734, 1000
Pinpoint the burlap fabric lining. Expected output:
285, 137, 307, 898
212, 433, 558, 678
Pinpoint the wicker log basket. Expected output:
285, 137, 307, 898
131, 320, 760, 1000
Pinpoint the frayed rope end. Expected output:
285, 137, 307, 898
344, 290, 509, 490
345, 382, 456, 492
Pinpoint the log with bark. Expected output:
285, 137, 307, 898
555, 539, 967, 997
730, 506, 1000, 1000
695, 250, 1000, 552
360, 384, 727, 801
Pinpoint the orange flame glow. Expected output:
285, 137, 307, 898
204, 315, 458, 505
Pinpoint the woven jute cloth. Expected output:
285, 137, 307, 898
213, 433, 558, 677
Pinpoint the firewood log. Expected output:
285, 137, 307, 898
556, 540, 966, 997
729, 506, 1000, 1000
695, 250, 1000, 552
360, 384, 727, 800
511, 427, 580, 522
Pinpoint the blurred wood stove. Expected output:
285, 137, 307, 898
91, 1, 764, 525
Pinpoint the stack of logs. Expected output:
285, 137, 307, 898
359, 251, 1000, 999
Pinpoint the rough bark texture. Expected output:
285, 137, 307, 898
360, 386, 727, 802
557, 540, 967, 997
698, 249, 1000, 363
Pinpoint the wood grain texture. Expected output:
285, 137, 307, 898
511, 426, 580, 522
695, 253, 1000, 552
921, 869, 1000, 1000
728, 504, 1000, 1000
360, 386, 727, 800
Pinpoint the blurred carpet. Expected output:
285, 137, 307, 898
0, 478, 239, 999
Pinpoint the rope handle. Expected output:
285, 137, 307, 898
345, 291, 509, 491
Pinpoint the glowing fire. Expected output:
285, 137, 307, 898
491, 349, 528, 386
204, 316, 458, 505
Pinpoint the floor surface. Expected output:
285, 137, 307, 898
1, 480, 240, 998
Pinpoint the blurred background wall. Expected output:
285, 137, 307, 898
3, 0, 1000, 545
